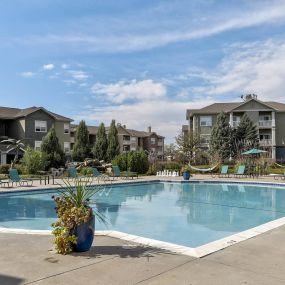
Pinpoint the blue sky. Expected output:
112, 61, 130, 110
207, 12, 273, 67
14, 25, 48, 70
1, 0, 285, 142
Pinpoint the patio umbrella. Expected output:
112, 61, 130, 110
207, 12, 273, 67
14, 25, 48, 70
242, 148, 268, 155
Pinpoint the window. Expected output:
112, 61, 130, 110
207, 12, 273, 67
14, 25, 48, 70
123, 145, 130, 152
64, 123, 70, 134
123, 135, 130, 141
35, 120, 47, 132
200, 116, 212, 127
131, 136, 136, 142
64, 142, 70, 153
259, 134, 271, 140
34, 141, 42, 151
259, 115, 271, 121
151, 137, 156, 145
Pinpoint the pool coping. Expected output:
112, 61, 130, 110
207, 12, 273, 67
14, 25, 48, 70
1, 178, 285, 258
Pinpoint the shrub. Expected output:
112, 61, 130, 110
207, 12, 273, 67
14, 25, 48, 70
0, 164, 10, 174
112, 153, 128, 171
21, 147, 48, 174
112, 151, 149, 174
80, 167, 93, 176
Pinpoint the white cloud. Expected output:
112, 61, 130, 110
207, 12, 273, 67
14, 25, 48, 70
43, 63, 55, 70
75, 97, 214, 142
91, 79, 166, 103
61, 63, 69, 69
20, 71, 35, 78
191, 40, 285, 102
69, 70, 88, 81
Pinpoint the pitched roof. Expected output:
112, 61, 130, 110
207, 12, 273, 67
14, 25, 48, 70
0, 106, 72, 121
71, 124, 164, 138
186, 99, 285, 118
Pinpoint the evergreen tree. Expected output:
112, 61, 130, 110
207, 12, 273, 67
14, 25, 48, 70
175, 131, 200, 163
233, 114, 259, 155
72, 120, 90, 161
210, 112, 232, 161
41, 127, 65, 168
92, 123, 108, 161
107, 120, 120, 162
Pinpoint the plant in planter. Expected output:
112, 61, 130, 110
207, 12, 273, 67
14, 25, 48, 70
52, 178, 106, 254
181, 165, 191, 180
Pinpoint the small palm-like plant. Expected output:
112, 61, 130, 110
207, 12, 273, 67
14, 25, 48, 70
52, 178, 106, 254
0, 138, 26, 168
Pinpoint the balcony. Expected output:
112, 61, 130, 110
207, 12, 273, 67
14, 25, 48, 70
259, 139, 272, 146
232, 121, 240, 128
259, 120, 272, 127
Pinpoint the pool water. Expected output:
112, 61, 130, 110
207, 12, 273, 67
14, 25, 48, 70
1, 182, 285, 247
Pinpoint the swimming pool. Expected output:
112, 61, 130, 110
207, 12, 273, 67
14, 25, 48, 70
1, 181, 285, 248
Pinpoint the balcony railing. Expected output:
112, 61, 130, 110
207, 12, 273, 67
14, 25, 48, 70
157, 141, 163, 146
259, 120, 272, 127
232, 121, 240, 128
259, 139, 272, 146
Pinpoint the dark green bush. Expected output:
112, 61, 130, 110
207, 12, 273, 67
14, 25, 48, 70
112, 151, 149, 174
112, 153, 128, 171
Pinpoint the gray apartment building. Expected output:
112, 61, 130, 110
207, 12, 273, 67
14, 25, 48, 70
0, 106, 72, 165
70, 124, 165, 160
183, 95, 285, 161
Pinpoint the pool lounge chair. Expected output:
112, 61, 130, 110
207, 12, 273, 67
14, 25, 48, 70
92, 167, 112, 181
112, 165, 138, 179
234, 165, 246, 178
9, 169, 33, 187
219, 165, 229, 177
67, 167, 88, 181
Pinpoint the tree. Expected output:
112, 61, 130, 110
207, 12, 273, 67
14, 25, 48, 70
72, 120, 90, 161
92, 123, 108, 161
210, 112, 232, 161
21, 146, 48, 174
164, 143, 177, 160
0, 139, 25, 168
41, 127, 65, 168
107, 120, 120, 162
175, 131, 200, 163
233, 114, 259, 156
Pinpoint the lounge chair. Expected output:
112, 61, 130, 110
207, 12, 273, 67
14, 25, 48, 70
92, 167, 112, 181
212, 165, 229, 178
234, 165, 246, 178
219, 165, 229, 177
67, 167, 87, 181
112, 165, 138, 179
9, 169, 33, 187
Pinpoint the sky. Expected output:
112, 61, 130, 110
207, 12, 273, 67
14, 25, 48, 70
1, 0, 285, 143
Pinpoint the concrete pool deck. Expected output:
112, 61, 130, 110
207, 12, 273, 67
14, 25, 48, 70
1, 226, 285, 285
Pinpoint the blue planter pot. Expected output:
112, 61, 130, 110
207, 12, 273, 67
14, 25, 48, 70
74, 214, 95, 252
183, 172, 190, 180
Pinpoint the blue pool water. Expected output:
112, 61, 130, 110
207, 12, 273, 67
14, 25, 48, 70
1, 182, 285, 247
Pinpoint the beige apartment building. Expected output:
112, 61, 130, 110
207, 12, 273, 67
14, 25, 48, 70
70, 124, 165, 160
183, 95, 285, 161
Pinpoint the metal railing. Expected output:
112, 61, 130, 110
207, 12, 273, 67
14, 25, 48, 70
259, 139, 272, 146
259, 120, 272, 127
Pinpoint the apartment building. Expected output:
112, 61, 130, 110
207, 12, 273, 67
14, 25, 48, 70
183, 95, 285, 161
70, 124, 165, 160
0, 106, 72, 165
